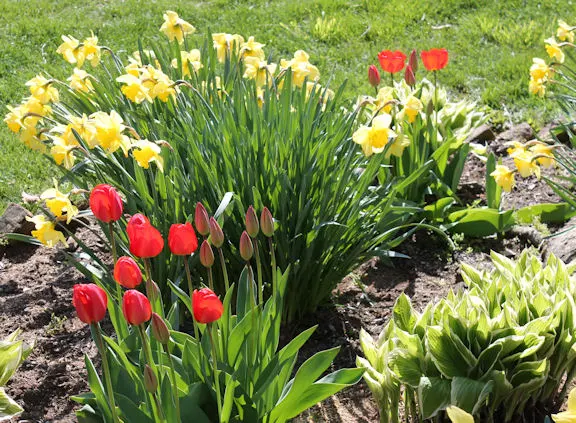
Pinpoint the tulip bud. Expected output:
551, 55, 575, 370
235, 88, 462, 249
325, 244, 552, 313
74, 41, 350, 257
192, 288, 223, 324
168, 222, 198, 256
404, 65, 416, 86
239, 231, 254, 261
260, 207, 274, 237
144, 365, 157, 393
199, 240, 215, 267
245, 206, 259, 238
114, 256, 142, 289
151, 312, 170, 344
194, 203, 210, 237
409, 49, 418, 73
122, 290, 152, 326
89, 184, 123, 223
209, 217, 225, 248
368, 65, 381, 88
72, 284, 108, 324
146, 279, 160, 303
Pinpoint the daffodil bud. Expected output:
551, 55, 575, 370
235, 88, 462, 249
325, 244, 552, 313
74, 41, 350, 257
209, 217, 224, 248
239, 231, 254, 261
409, 49, 418, 73
194, 202, 210, 237
404, 65, 416, 87
200, 240, 214, 267
144, 365, 157, 393
261, 207, 274, 237
245, 206, 259, 238
151, 312, 170, 344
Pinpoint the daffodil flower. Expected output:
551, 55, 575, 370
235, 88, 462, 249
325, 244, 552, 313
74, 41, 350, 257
241, 36, 265, 60
160, 11, 196, 44
26, 74, 59, 104
140, 66, 176, 102
529, 77, 546, 97
213, 33, 245, 63
511, 150, 540, 178
26, 215, 68, 248
68, 68, 94, 93
352, 113, 396, 157
387, 133, 410, 158
19, 123, 47, 153
132, 140, 164, 172
116, 73, 152, 104
530, 142, 555, 168
399, 95, 423, 123
80, 34, 101, 68
56, 35, 81, 65
374, 86, 396, 114
41, 180, 79, 224
545, 37, 565, 63
50, 136, 77, 169
280, 50, 320, 88
172, 49, 203, 77
530, 58, 551, 82
89, 111, 131, 155
490, 165, 515, 192
243, 57, 277, 87
557, 20, 575, 43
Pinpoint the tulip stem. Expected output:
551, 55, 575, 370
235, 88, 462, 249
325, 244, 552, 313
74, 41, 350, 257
184, 258, 200, 340
217, 248, 230, 292
92, 323, 120, 423
144, 258, 153, 294
253, 241, 263, 305
390, 72, 394, 87
163, 343, 182, 423
268, 237, 277, 298
108, 222, 123, 302
207, 267, 214, 291
207, 323, 223, 422
137, 324, 156, 374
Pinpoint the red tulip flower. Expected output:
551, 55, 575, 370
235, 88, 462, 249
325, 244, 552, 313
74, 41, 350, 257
405, 65, 416, 86
168, 222, 198, 255
421, 48, 449, 71
72, 283, 108, 324
114, 256, 142, 289
377, 50, 406, 74
192, 288, 223, 324
122, 289, 152, 325
127, 214, 164, 258
409, 49, 418, 73
368, 65, 381, 88
89, 184, 123, 223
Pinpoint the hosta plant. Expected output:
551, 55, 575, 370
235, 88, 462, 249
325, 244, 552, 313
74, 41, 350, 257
0, 329, 33, 420
4, 10, 417, 320
358, 249, 576, 423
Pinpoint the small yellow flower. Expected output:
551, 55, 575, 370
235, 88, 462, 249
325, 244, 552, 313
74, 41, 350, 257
68, 68, 94, 93
26, 215, 68, 248
490, 165, 515, 192
41, 180, 79, 224
387, 133, 410, 158
26, 74, 59, 104
4, 105, 27, 133
529, 77, 546, 97
116, 73, 152, 104
90, 111, 131, 155
19, 123, 47, 153
529, 142, 555, 168
352, 113, 396, 157
280, 50, 320, 88
545, 37, 565, 63
81, 33, 101, 67
56, 35, 81, 65
240, 36, 265, 60
132, 140, 164, 172
171, 49, 202, 77
506, 141, 526, 156
160, 10, 196, 44
213, 33, 245, 63
530, 58, 551, 82
399, 95, 423, 123
511, 150, 540, 178
50, 136, 77, 169
243, 57, 277, 87
557, 20, 575, 43
446, 406, 474, 423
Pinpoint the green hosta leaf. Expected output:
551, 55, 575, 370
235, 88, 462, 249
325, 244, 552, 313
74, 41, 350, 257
76, 404, 104, 423
450, 377, 493, 414
0, 387, 23, 420
418, 376, 451, 419
393, 294, 416, 333
426, 326, 476, 378
389, 349, 422, 387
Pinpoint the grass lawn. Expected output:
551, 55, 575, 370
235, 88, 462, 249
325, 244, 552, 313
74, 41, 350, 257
0, 0, 572, 213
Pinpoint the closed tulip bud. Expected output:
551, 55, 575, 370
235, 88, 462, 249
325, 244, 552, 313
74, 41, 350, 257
245, 206, 259, 238
114, 256, 142, 289
146, 279, 160, 302
168, 222, 198, 255
192, 288, 223, 324
409, 49, 418, 73
144, 365, 157, 393
89, 184, 123, 223
127, 214, 164, 258
151, 312, 170, 344
122, 290, 152, 326
405, 65, 416, 86
260, 207, 274, 237
194, 202, 210, 236
199, 240, 214, 267
239, 231, 254, 261
209, 217, 224, 248
368, 65, 380, 88
72, 284, 108, 324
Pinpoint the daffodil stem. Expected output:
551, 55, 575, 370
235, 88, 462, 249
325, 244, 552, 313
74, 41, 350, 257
184, 258, 200, 339
108, 222, 122, 302
253, 242, 263, 305
163, 343, 182, 423
217, 248, 230, 292
207, 323, 223, 422
92, 323, 120, 423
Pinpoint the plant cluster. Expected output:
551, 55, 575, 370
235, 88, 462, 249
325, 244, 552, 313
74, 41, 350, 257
0, 330, 33, 420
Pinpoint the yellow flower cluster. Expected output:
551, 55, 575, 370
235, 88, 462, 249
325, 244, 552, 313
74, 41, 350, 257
56, 33, 101, 68
280, 50, 320, 88
490, 141, 555, 192
117, 64, 177, 104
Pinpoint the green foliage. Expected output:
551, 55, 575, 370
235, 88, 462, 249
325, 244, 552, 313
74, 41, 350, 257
357, 250, 576, 422
0, 329, 34, 420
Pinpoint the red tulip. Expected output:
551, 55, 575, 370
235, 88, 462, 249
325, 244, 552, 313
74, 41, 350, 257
409, 49, 418, 73
194, 203, 210, 237
421, 48, 449, 71
192, 288, 223, 324
89, 184, 123, 223
127, 214, 164, 258
122, 289, 152, 325
114, 256, 142, 289
377, 50, 406, 74
72, 283, 108, 324
168, 222, 198, 255
405, 65, 416, 86
368, 65, 381, 88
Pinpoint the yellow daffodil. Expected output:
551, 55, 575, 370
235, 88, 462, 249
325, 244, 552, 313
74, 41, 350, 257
530, 142, 555, 168
506, 141, 526, 156
172, 49, 202, 77
490, 165, 515, 192
68, 68, 94, 93
160, 10, 196, 44
56, 35, 81, 65
89, 111, 131, 155
557, 20, 575, 43
530, 58, 551, 82
446, 406, 474, 423
4, 105, 27, 133
50, 136, 77, 169
374, 87, 396, 114
116, 73, 152, 104
243, 57, 277, 87
26, 215, 68, 248
54, 114, 95, 148
41, 180, 79, 224
140, 66, 176, 102
553, 387, 576, 422
387, 133, 410, 158
545, 37, 565, 63
352, 113, 396, 157
26, 74, 59, 104
19, 123, 47, 153
399, 95, 423, 123
241, 36, 265, 60
213, 33, 245, 63
5, 97, 52, 133
80, 33, 101, 67
280, 50, 320, 88
305, 82, 334, 110
529, 77, 546, 97
511, 150, 540, 178
132, 140, 164, 172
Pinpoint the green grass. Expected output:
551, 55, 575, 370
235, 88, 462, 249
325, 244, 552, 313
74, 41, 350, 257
0, 0, 572, 212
